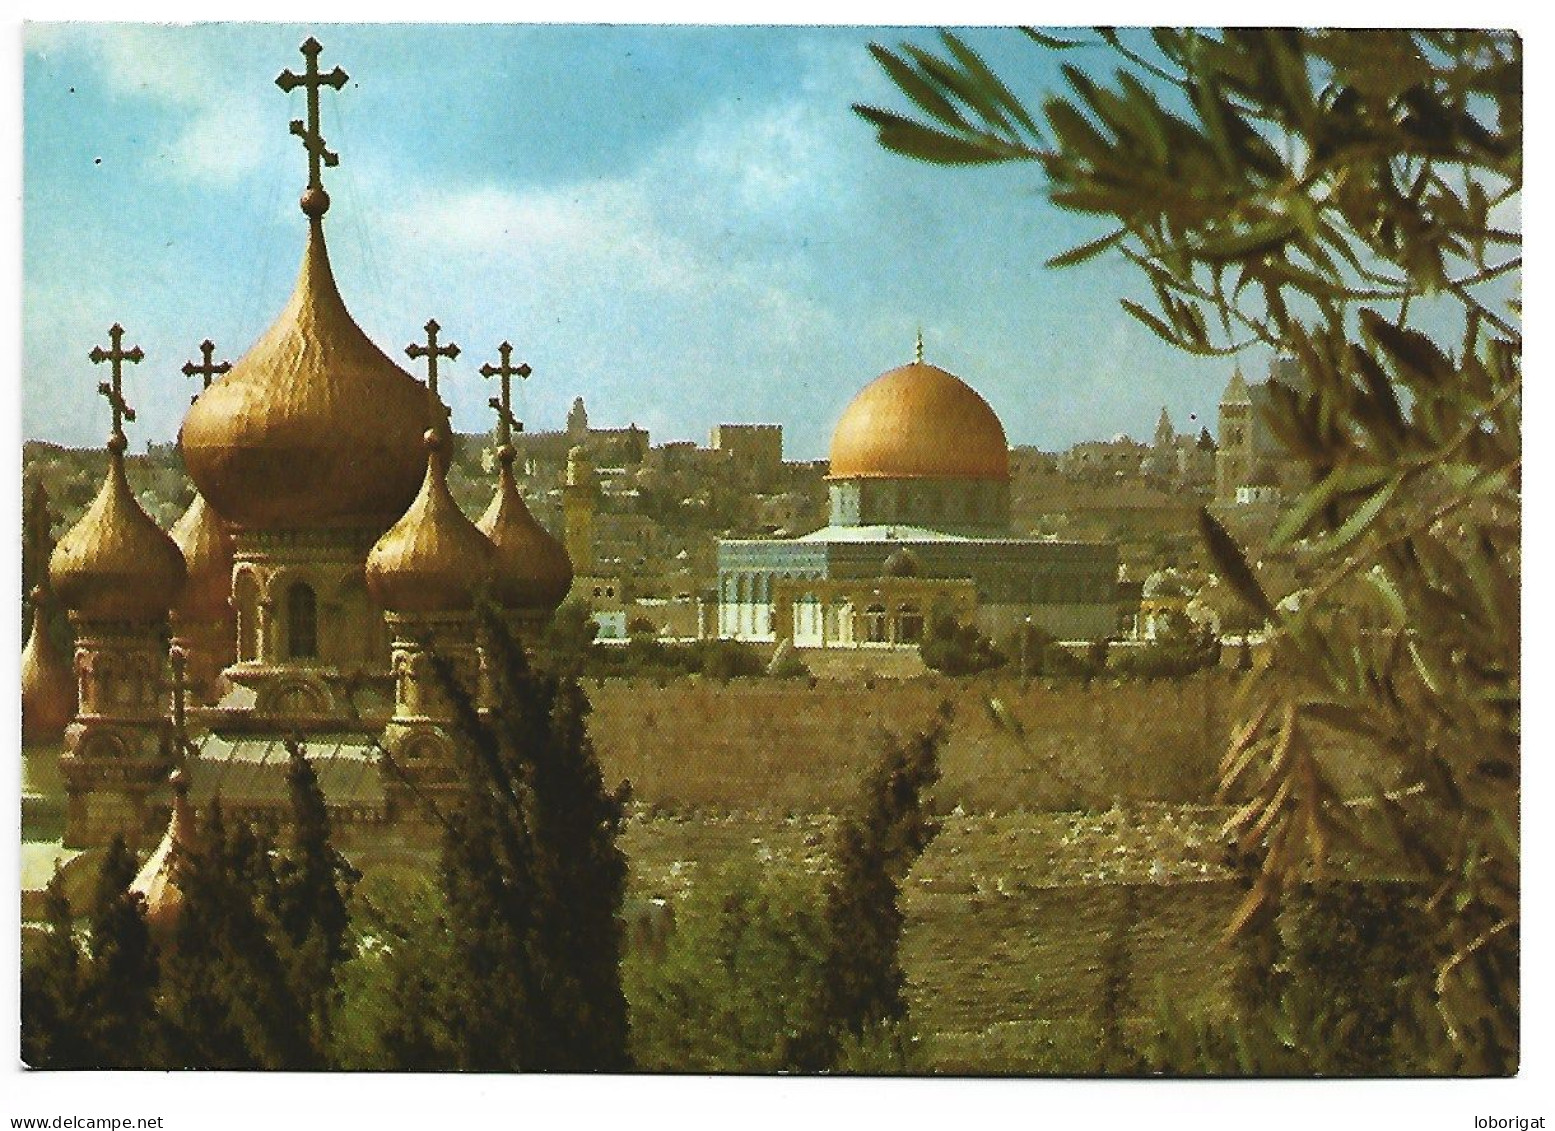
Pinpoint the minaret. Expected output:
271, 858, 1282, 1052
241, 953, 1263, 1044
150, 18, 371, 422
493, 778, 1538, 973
566, 395, 589, 439
563, 445, 599, 577
366, 430, 496, 822
477, 343, 573, 636
50, 324, 187, 848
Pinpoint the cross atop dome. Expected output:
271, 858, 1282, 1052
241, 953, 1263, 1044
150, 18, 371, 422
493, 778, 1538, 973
182, 339, 231, 404
89, 322, 142, 443
277, 37, 349, 218
480, 341, 532, 450
914, 328, 924, 364
406, 319, 460, 404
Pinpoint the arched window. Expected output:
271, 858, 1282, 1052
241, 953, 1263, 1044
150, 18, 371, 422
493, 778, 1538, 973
287, 581, 318, 660
897, 602, 924, 643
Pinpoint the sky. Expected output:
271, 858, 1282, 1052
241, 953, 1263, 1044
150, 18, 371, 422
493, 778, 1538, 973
21, 22, 1261, 460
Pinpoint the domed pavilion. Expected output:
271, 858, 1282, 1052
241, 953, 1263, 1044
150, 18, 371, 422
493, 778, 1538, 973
716, 336, 1118, 649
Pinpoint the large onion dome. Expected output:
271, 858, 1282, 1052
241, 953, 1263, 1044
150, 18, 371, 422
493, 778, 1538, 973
131, 769, 196, 940
170, 492, 234, 623
365, 431, 496, 614
21, 587, 76, 743
50, 435, 187, 622
828, 359, 1009, 481
478, 445, 573, 615
179, 218, 445, 532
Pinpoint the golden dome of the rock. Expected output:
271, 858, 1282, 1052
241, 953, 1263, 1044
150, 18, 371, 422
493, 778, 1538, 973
478, 448, 573, 614
21, 589, 76, 744
828, 360, 1009, 481
179, 219, 445, 532
170, 492, 234, 624
366, 432, 496, 614
50, 437, 188, 622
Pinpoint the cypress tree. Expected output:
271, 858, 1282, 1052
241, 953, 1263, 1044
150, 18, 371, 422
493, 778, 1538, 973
81, 835, 161, 1067
21, 870, 88, 1068
160, 804, 314, 1069
274, 736, 359, 1054
429, 606, 631, 1071
794, 708, 948, 1071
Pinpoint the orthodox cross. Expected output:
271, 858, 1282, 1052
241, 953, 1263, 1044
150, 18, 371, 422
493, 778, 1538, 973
914, 329, 925, 364
406, 320, 460, 402
89, 323, 143, 440
479, 342, 532, 447
182, 339, 231, 404
276, 37, 348, 202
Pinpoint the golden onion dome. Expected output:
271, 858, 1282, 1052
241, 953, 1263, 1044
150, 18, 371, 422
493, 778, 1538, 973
178, 218, 444, 532
828, 359, 1009, 481
170, 492, 234, 624
131, 769, 195, 941
365, 431, 496, 614
50, 436, 187, 622
478, 446, 574, 614
21, 588, 76, 744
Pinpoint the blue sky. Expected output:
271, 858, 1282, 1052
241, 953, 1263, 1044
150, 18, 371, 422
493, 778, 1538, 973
25, 23, 1264, 459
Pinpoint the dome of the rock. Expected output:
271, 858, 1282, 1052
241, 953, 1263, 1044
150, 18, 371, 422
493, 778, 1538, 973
828, 359, 1009, 481
365, 432, 496, 614
50, 436, 187, 622
179, 220, 444, 532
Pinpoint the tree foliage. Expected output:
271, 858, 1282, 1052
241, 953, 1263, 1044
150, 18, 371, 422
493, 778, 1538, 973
624, 857, 830, 1072
859, 28, 1520, 1072
792, 708, 948, 1070
21, 838, 157, 1069
428, 606, 632, 1071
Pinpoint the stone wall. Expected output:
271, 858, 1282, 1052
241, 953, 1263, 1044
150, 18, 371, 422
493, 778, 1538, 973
585, 673, 1236, 813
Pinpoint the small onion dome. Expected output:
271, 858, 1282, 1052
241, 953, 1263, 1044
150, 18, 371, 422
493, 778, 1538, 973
179, 219, 445, 532
170, 492, 234, 623
131, 769, 195, 940
21, 588, 76, 744
882, 546, 921, 578
50, 435, 187, 622
478, 446, 574, 614
829, 360, 1009, 481
365, 431, 495, 614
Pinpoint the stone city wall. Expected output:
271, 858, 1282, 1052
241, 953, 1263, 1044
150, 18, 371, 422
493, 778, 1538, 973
584, 673, 1238, 813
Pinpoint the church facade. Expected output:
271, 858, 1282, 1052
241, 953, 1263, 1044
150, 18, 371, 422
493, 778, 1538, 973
717, 344, 1119, 647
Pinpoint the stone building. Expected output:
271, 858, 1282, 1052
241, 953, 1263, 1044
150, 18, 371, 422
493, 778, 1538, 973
717, 339, 1118, 647
1214, 357, 1311, 505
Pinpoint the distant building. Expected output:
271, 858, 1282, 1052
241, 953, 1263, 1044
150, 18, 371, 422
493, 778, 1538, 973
710, 423, 783, 485
1058, 435, 1147, 480
1215, 358, 1310, 505
1141, 407, 1215, 487
716, 340, 1118, 648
